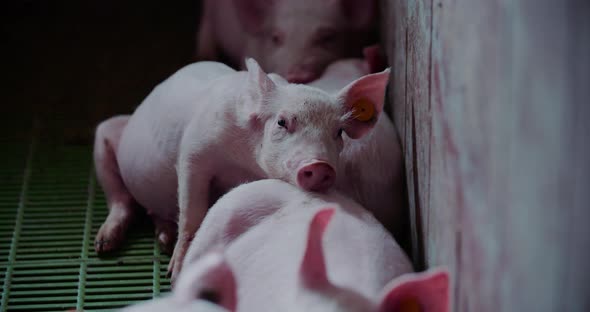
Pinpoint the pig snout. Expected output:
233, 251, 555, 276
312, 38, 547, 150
285, 67, 320, 83
296, 162, 336, 192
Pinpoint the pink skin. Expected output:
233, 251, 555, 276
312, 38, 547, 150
183, 179, 449, 311
197, 0, 378, 83
269, 47, 405, 238
92, 59, 389, 283
120, 251, 236, 312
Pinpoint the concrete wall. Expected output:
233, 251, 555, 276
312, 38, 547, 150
380, 0, 590, 311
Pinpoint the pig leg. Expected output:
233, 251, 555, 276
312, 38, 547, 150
168, 140, 216, 284
183, 180, 295, 266
93, 115, 137, 253
151, 214, 177, 255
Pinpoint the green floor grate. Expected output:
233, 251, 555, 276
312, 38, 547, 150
1, 140, 170, 312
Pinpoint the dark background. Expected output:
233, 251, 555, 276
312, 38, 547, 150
1, 0, 201, 144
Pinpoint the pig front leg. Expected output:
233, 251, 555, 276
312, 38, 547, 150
183, 179, 295, 267
168, 146, 214, 285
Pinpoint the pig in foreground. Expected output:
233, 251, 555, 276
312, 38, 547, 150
120, 252, 236, 312
182, 179, 449, 311
197, 0, 378, 82
93, 58, 390, 282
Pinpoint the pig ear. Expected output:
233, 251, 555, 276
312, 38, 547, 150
233, 0, 275, 33
245, 58, 277, 113
337, 68, 390, 139
300, 207, 336, 288
174, 251, 237, 312
378, 268, 450, 312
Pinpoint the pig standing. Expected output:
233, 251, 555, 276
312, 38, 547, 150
197, 0, 378, 82
92, 58, 391, 282
183, 179, 449, 311
120, 252, 236, 312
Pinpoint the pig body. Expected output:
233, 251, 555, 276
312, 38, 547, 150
184, 179, 448, 311
93, 58, 392, 282
197, 0, 378, 82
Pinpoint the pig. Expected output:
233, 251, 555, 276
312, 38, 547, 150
197, 0, 378, 83
183, 179, 449, 311
120, 251, 236, 312
92, 58, 391, 283
270, 45, 406, 244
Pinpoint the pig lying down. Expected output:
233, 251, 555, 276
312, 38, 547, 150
93, 58, 392, 281
197, 0, 378, 82
181, 179, 449, 311
121, 180, 449, 311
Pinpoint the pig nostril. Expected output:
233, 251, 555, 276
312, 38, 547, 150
304, 171, 313, 178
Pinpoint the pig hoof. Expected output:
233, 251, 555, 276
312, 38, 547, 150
152, 217, 177, 255
94, 220, 128, 254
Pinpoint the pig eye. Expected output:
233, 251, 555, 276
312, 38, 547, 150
337, 128, 343, 137
277, 119, 287, 129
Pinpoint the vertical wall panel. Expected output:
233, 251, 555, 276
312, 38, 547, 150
382, 0, 590, 311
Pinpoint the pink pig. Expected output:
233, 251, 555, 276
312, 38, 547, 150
270, 45, 405, 241
93, 58, 390, 282
197, 0, 378, 83
182, 179, 449, 311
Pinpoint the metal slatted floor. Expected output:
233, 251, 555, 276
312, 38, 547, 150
0, 140, 170, 312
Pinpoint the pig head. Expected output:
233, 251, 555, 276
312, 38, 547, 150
199, 0, 378, 83
245, 59, 391, 192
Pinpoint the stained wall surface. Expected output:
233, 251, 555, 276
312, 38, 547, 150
380, 0, 590, 311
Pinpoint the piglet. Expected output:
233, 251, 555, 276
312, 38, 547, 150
197, 0, 378, 83
270, 45, 405, 240
93, 58, 390, 282
184, 179, 449, 311
119, 251, 236, 312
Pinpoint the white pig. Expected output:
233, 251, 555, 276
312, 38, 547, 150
120, 251, 236, 312
197, 0, 378, 83
183, 179, 449, 311
92, 58, 391, 282
271, 46, 405, 243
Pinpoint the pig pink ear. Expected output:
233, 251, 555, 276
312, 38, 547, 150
378, 268, 450, 312
174, 251, 237, 312
233, 0, 275, 34
245, 58, 277, 114
337, 68, 390, 139
300, 207, 336, 288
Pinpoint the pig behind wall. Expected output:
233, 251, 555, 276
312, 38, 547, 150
197, 0, 378, 83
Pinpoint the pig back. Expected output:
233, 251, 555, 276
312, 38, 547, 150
224, 202, 413, 310
116, 62, 236, 218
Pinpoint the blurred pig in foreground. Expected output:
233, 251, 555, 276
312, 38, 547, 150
197, 0, 378, 83
183, 179, 449, 311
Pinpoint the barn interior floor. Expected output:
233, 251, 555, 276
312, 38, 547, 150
1, 1, 199, 310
